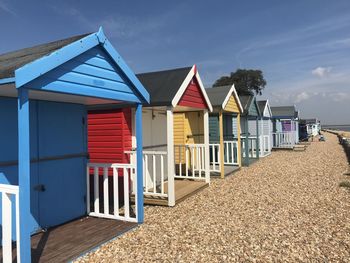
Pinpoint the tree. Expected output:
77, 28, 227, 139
213, 69, 266, 95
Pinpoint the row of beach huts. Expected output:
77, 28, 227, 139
0, 29, 320, 262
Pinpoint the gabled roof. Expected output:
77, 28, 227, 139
300, 118, 319, 124
239, 95, 260, 116
239, 95, 252, 113
271, 106, 298, 118
137, 65, 212, 111
137, 67, 191, 106
205, 84, 243, 113
257, 100, 272, 118
0, 27, 150, 103
257, 100, 267, 114
0, 33, 90, 79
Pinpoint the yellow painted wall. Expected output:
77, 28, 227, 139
173, 111, 204, 165
185, 112, 204, 144
224, 95, 240, 113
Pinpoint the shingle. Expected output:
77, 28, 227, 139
257, 100, 267, 114
205, 85, 232, 107
136, 67, 192, 106
270, 106, 296, 118
0, 33, 90, 79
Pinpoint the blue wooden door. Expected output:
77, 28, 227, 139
36, 101, 87, 228
223, 114, 233, 140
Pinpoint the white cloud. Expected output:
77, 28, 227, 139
295, 91, 311, 103
333, 92, 350, 102
311, 66, 332, 78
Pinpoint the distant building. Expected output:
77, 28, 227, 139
300, 118, 321, 138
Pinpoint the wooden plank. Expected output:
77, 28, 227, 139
140, 180, 209, 206
0, 217, 137, 263
210, 165, 240, 178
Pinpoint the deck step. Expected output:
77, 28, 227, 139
293, 145, 306, 151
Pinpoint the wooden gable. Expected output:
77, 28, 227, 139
178, 77, 208, 109
224, 95, 240, 113
248, 99, 259, 117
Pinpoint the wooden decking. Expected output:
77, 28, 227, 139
210, 165, 240, 178
143, 179, 209, 206
1, 217, 137, 263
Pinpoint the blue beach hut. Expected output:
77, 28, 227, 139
0, 28, 149, 262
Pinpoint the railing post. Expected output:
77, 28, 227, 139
256, 117, 260, 159
167, 107, 175, 206
237, 114, 242, 167
204, 110, 210, 183
2, 192, 12, 263
244, 118, 249, 166
18, 88, 31, 263
135, 103, 144, 222
219, 110, 225, 179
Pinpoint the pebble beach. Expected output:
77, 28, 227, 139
76, 132, 350, 262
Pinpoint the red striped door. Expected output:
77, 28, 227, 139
88, 108, 132, 165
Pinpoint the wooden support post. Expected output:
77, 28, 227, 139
244, 117, 249, 166
135, 103, 144, 222
219, 111, 225, 179
18, 88, 31, 263
237, 114, 242, 167
256, 117, 260, 159
167, 108, 175, 206
203, 110, 210, 183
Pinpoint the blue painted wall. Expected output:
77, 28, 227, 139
23, 46, 141, 103
0, 97, 87, 239
248, 100, 259, 116
209, 115, 219, 142
223, 114, 233, 140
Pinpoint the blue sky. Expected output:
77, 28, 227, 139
1, 0, 349, 124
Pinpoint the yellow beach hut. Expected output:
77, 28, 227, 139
206, 85, 243, 178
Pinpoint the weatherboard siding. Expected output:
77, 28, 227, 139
209, 115, 219, 142
248, 100, 259, 116
178, 77, 207, 109
174, 113, 186, 163
224, 95, 240, 113
23, 46, 141, 103
88, 108, 132, 164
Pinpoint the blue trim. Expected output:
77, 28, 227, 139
97, 28, 150, 103
23, 77, 141, 103
0, 77, 15, 84
15, 34, 100, 88
14, 27, 150, 104
17, 88, 31, 263
135, 104, 144, 223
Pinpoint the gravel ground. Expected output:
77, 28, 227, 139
76, 132, 350, 262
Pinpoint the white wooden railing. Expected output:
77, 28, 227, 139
209, 140, 239, 173
174, 144, 206, 180
259, 135, 271, 156
87, 163, 137, 223
241, 136, 258, 158
224, 141, 239, 165
0, 184, 20, 263
209, 143, 220, 172
127, 150, 168, 198
272, 132, 296, 148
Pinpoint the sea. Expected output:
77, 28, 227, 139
322, 125, 350, 132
